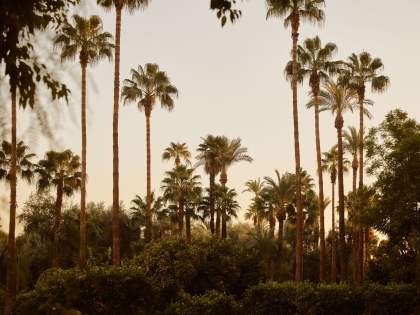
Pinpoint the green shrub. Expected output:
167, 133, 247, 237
242, 282, 420, 315
166, 290, 241, 315
0, 286, 4, 314
15, 267, 156, 315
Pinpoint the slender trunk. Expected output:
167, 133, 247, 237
269, 213, 275, 239
112, 6, 122, 266
80, 62, 87, 269
336, 116, 347, 281
52, 180, 64, 268
178, 202, 184, 240
215, 207, 221, 239
277, 217, 284, 253
331, 181, 337, 283
209, 174, 215, 235
357, 87, 365, 283
186, 210, 191, 244
221, 214, 227, 239
314, 88, 326, 282
145, 112, 152, 242
5, 87, 17, 315
291, 19, 303, 282
351, 161, 358, 283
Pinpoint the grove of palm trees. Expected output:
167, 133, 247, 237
1, 0, 420, 314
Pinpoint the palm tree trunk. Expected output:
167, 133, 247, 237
209, 174, 215, 235
269, 214, 275, 239
331, 181, 337, 283
291, 17, 303, 282
186, 211, 191, 244
112, 5, 122, 266
215, 208, 221, 239
336, 115, 347, 281
80, 62, 87, 269
145, 112, 152, 242
314, 89, 326, 282
53, 179, 64, 268
221, 215, 227, 239
178, 202, 184, 240
351, 162, 358, 283
5, 86, 17, 315
277, 217, 284, 253
357, 87, 366, 284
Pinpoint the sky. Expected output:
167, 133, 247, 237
1, 0, 420, 233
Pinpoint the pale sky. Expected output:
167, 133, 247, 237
1, 0, 420, 232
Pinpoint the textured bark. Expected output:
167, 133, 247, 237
145, 111, 152, 242
52, 179, 64, 268
186, 211, 191, 244
209, 174, 215, 235
112, 6, 122, 266
178, 202, 184, 240
336, 114, 347, 281
218, 169, 227, 239
215, 208, 221, 239
351, 159, 358, 283
313, 87, 326, 282
5, 87, 17, 315
357, 87, 366, 283
269, 214, 275, 239
291, 15, 303, 282
277, 215, 284, 253
221, 215, 227, 239
80, 62, 87, 269
331, 180, 337, 283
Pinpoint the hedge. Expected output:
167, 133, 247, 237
14, 267, 156, 315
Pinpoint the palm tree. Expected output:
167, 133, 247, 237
97, 0, 150, 266
161, 165, 201, 242
36, 150, 81, 267
162, 142, 192, 167
216, 186, 239, 238
264, 171, 294, 250
0, 140, 35, 300
122, 63, 178, 243
54, 14, 113, 269
315, 79, 360, 281
266, 0, 325, 282
130, 192, 164, 239
340, 52, 389, 283
243, 178, 265, 230
217, 136, 252, 238
288, 35, 337, 282
196, 135, 224, 236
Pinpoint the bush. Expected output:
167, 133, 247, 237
0, 286, 4, 315
242, 282, 420, 315
15, 267, 156, 315
166, 290, 241, 315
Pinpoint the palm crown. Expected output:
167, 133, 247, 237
162, 142, 191, 167
0, 141, 36, 184
121, 63, 178, 115
161, 166, 201, 205
266, 0, 325, 28
97, 0, 149, 11
55, 15, 114, 65
339, 52, 389, 97
36, 150, 82, 196
344, 126, 361, 158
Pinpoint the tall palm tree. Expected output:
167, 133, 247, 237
340, 52, 389, 283
264, 170, 294, 250
217, 186, 239, 239
161, 165, 201, 242
36, 150, 81, 267
196, 135, 224, 235
343, 126, 361, 281
315, 79, 359, 281
288, 35, 337, 282
97, 0, 150, 266
0, 140, 35, 300
266, 0, 325, 282
55, 14, 113, 269
122, 63, 178, 242
217, 136, 252, 238
321, 147, 338, 282
162, 142, 191, 167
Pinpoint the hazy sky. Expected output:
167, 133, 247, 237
1, 0, 420, 232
